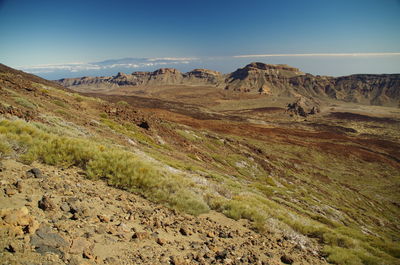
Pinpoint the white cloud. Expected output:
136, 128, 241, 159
233, 52, 400, 58
147, 57, 198, 62
20, 62, 101, 71
18, 57, 198, 74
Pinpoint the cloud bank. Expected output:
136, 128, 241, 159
233, 52, 400, 58
19, 57, 199, 74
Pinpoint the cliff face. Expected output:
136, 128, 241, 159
286, 74, 400, 106
331, 74, 400, 105
224, 63, 305, 95
56, 62, 400, 106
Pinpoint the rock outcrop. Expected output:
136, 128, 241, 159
184, 69, 224, 86
287, 97, 320, 117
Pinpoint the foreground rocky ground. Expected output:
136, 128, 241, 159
0, 159, 326, 265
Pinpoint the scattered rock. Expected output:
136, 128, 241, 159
38, 195, 56, 211
137, 121, 150, 130
30, 225, 68, 256
4, 244, 16, 253
156, 237, 167, 246
5, 187, 17, 196
132, 231, 149, 240
179, 226, 190, 236
83, 249, 95, 260
69, 237, 91, 254
27, 168, 44, 178
219, 231, 232, 238
280, 254, 294, 264
215, 249, 228, 260
104, 257, 118, 264
0, 159, 325, 265
97, 214, 110, 223
117, 222, 130, 233
15, 180, 23, 192
206, 231, 215, 238
0, 206, 39, 235
70, 203, 91, 220
60, 203, 71, 212
170, 255, 186, 265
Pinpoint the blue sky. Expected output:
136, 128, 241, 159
0, 0, 399, 79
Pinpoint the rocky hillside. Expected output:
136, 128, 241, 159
0, 159, 324, 265
56, 62, 400, 107
57, 68, 224, 89
224, 62, 304, 95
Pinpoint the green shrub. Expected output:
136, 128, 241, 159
324, 246, 363, 265
13, 97, 37, 109
73, 94, 85, 102
55, 109, 72, 118
0, 135, 11, 156
99, 113, 108, 119
116, 100, 129, 106
209, 195, 266, 230
176, 129, 201, 142
53, 99, 68, 108
101, 118, 157, 146
371, 241, 400, 259
323, 245, 391, 265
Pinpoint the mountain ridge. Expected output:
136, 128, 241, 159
56, 62, 400, 107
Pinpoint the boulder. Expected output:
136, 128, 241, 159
30, 225, 68, 256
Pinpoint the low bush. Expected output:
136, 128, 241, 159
116, 100, 129, 106
0, 135, 12, 156
52, 99, 68, 108
13, 97, 37, 109
73, 94, 85, 102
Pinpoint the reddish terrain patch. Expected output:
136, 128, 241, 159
84, 93, 400, 169
147, 108, 400, 168
329, 112, 399, 124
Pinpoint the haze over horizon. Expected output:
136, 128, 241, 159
1, 0, 399, 79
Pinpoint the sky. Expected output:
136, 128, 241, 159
0, 0, 399, 79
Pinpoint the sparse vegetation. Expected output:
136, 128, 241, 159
55, 109, 72, 118
52, 99, 68, 108
117, 100, 129, 106
0, 135, 12, 156
100, 118, 159, 147
73, 94, 85, 102
13, 96, 37, 109
0, 119, 209, 215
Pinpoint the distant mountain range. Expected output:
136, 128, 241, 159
56, 62, 400, 107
